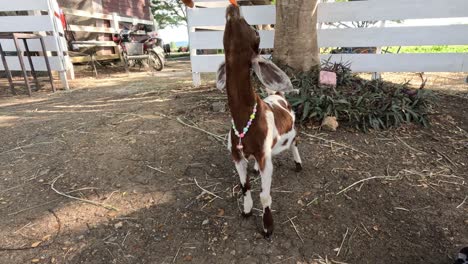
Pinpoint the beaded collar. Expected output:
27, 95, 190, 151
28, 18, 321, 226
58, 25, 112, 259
231, 103, 257, 150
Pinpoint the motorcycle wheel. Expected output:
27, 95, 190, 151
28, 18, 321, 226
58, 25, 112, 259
149, 51, 164, 71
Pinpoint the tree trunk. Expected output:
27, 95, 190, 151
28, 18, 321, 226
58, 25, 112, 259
273, 0, 320, 72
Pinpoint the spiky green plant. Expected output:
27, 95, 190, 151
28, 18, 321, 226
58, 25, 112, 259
285, 61, 434, 131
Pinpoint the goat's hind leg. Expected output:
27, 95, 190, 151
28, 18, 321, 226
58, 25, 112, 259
257, 155, 274, 238
235, 158, 253, 217
291, 137, 302, 172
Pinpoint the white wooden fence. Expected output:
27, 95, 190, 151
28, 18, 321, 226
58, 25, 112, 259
0, 0, 73, 89
187, 0, 468, 86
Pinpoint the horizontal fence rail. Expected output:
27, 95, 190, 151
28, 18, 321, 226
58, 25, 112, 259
188, 0, 468, 86
61, 8, 156, 62
0, 0, 72, 89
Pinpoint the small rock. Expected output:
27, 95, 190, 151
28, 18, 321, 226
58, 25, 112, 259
202, 219, 209, 226
464, 219, 468, 225
321, 116, 339, 131
77, 235, 84, 240
230, 250, 236, 255
39, 169, 50, 176
114, 222, 123, 229
211, 102, 226, 112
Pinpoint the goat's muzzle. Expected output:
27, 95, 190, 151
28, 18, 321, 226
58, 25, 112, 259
226, 4, 241, 20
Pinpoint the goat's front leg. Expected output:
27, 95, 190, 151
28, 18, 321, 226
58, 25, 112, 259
256, 154, 274, 237
234, 158, 253, 216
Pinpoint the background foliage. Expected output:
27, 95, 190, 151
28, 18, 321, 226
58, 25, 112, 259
151, 0, 187, 29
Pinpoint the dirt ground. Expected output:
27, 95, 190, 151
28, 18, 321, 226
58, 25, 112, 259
0, 61, 467, 264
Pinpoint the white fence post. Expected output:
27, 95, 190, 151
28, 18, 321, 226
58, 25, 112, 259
187, 6, 201, 87
372, 20, 386, 80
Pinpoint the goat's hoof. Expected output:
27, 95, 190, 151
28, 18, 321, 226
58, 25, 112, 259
263, 230, 273, 240
241, 211, 253, 218
295, 162, 303, 172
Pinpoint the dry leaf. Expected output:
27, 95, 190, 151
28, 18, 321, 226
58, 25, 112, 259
31, 259, 40, 263
372, 225, 379, 231
42, 235, 51, 241
184, 255, 193, 261
31, 241, 42, 248
217, 208, 225, 216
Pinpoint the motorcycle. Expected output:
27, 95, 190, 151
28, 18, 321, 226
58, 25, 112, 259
113, 27, 165, 71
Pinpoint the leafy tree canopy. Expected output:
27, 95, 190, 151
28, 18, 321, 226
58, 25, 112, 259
151, 0, 187, 29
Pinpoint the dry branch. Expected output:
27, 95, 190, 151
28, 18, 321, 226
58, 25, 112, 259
301, 132, 370, 157
456, 196, 467, 209
336, 175, 400, 195
0, 209, 61, 251
336, 228, 349, 257
288, 216, 304, 243
146, 164, 166, 174
176, 117, 226, 145
194, 178, 223, 200
51, 175, 118, 211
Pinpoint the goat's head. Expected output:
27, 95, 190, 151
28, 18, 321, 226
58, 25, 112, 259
217, 2, 296, 94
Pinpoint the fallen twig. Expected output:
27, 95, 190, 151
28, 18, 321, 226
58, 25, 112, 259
301, 132, 370, 157
8, 187, 99, 216
433, 148, 458, 167
396, 137, 426, 154
306, 197, 319, 207
336, 175, 400, 195
0, 209, 61, 251
360, 223, 372, 238
288, 216, 304, 243
146, 164, 166, 174
176, 117, 226, 145
0, 141, 62, 155
172, 246, 181, 263
456, 195, 468, 209
336, 227, 349, 257
194, 178, 223, 200
51, 175, 118, 211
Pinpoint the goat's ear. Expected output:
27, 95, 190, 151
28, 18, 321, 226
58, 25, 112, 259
216, 61, 226, 91
252, 56, 297, 93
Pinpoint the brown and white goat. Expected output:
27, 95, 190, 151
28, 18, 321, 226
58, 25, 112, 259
216, 4, 302, 237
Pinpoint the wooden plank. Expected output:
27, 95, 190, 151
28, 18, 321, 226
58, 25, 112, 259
70, 54, 120, 63
318, 0, 468, 23
62, 8, 113, 20
0, 36, 60, 52
319, 25, 468, 47
0, 56, 65, 71
0, 16, 54, 32
188, 5, 275, 27
190, 30, 274, 49
189, 0, 468, 26
191, 54, 271, 72
190, 25, 468, 50
0, 0, 49, 11
68, 25, 116, 34
190, 53, 468, 73
117, 16, 155, 25
323, 53, 468, 72
71, 41, 117, 48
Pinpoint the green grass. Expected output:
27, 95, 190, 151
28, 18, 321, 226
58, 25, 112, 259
384, 45, 468, 53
